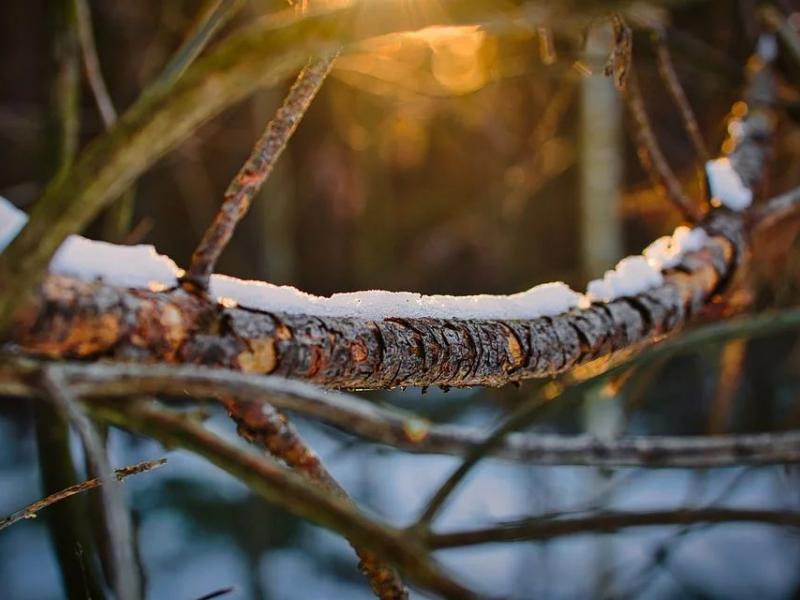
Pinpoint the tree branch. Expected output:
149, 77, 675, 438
41, 367, 142, 600
425, 508, 800, 548
7, 222, 734, 389
184, 52, 337, 290
0, 459, 166, 532
224, 396, 408, 599
89, 399, 476, 599
3, 359, 799, 468
613, 17, 704, 222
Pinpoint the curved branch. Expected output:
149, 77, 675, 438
7, 222, 734, 389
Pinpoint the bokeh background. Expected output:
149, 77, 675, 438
2, 0, 800, 598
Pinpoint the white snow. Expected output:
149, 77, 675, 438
0, 196, 28, 253
0, 197, 713, 320
211, 276, 582, 320
705, 158, 752, 211
643, 225, 708, 270
586, 256, 663, 303
586, 225, 710, 303
50, 236, 181, 291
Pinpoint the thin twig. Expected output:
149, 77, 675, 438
74, 0, 136, 243
41, 367, 141, 600
623, 66, 704, 222
751, 185, 800, 230
74, 0, 116, 128
426, 508, 800, 548
652, 29, 709, 162
224, 397, 407, 599
149, 0, 245, 95
0, 459, 166, 532
183, 52, 337, 290
610, 18, 703, 222
89, 399, 477, 599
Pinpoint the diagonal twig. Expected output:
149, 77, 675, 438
224, 397, 407, 599
183, 51, 338, 290
652, 29, 709, 163
0, 458, 166, 532
609, 17, 703, 222
74, 0, 116, 128
41, 366, 142, 600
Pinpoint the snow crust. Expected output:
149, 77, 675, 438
0, 197, 712, 320
705, 158, 752, 211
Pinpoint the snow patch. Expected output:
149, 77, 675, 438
51, 236, 181, 290
705, 158, 752, 211
0, 197, 28, 253
585, 225, 709, 303
643, 225, 708, 270
210, 276, 582, 320
586, 256, 663, 303
0, 198, 712, 320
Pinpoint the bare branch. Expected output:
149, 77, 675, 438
89, 399, 477, 599
41, 367, 141, 600
4, 359, 799, 468
652, 30, 709, 162
184, 53, 337, 290
613, 17, 704, 222
149, 0, 245, 95
751, 185, 800, 230
74, 0, 116, 128
10, 223, 734, 389
426, 508, 800, 548
0, 459, 166, 532
623, 66, 704, 221
224, 397, 408, 599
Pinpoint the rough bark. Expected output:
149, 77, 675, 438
6, 216, 736, 390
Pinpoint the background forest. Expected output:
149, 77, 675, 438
2, 0, 800, 598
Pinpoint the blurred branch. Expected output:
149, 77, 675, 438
751, 185, 800, 230
184, 52, 337, 290
0, 459, 166, 532
46, 0, 81, 181
619, 43, 704, 220
223, 396, 407, 599
3, 360, 799, 468
74, 0, 137, 243
35, 4, 100, 596
652, 29, 709, 162
89, 398, 476, 599
41, 366, 141, 600
763, 6, 800, 67
74, 0, 116, 128
425, 508, 800, 548
148, 0, 245, 95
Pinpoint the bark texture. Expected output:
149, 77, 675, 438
7, 217, 736, 390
